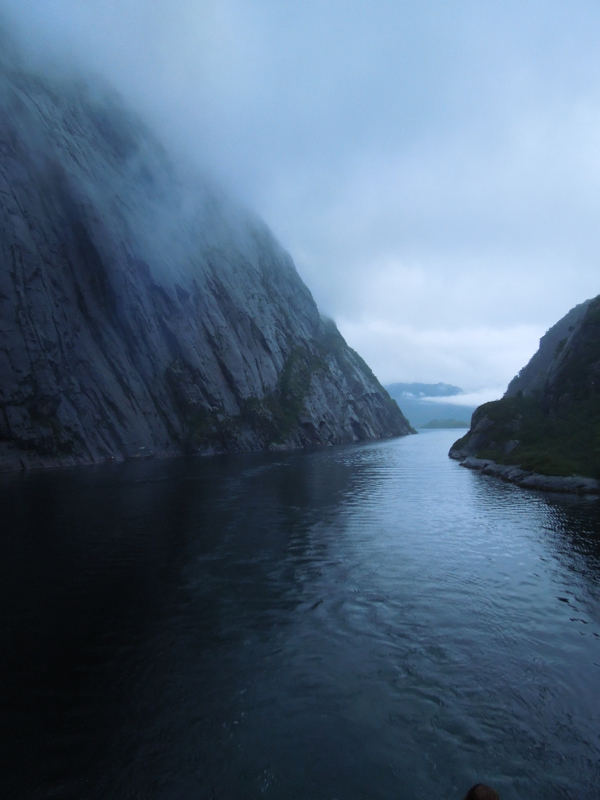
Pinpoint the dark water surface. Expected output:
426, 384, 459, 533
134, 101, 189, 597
1, 430, 599, 800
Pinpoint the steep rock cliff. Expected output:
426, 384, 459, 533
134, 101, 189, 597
0, 49, 413, 470
450, 296, 600, 479
504, 299, 591, 398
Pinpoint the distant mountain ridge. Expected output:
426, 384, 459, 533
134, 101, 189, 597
422, 419, 469, 429
450, 296, 600, 483
385, 382, 475, 428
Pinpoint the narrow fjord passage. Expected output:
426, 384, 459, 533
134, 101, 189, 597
0, 431, 599, 799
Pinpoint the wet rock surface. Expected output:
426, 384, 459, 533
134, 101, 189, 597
0, 50, 413, 470
453, 455, 600, 494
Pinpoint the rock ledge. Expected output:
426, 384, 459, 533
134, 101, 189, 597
449, 452, 599, 495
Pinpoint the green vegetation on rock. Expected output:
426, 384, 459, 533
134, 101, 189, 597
461, 397, 600, 478
240, 346, 325, 446
451, 295, 600, 479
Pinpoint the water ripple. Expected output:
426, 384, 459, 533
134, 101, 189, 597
0, 431, 599, 798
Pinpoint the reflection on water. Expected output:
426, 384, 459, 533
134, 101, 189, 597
0, 430, 599, 799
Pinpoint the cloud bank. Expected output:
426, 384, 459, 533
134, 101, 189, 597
1, 0, 599, 390
422, 389, 506, 408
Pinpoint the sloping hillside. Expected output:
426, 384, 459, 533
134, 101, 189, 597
0, 45, 412, 470
450, 296, 600, 479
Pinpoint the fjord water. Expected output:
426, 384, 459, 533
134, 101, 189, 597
1, 431, 599, 800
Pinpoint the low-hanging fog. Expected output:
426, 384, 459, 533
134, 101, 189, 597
2, 0, 600, 395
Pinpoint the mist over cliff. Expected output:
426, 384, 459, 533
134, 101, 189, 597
0, 34, 412, 469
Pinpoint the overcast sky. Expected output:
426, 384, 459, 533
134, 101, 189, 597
2, 0, 600, 394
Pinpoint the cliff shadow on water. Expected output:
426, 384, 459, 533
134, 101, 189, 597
0, 446, 375, 798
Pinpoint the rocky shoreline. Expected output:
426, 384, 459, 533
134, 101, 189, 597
449, 451, 600, 495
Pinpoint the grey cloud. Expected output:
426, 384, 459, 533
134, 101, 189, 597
1, 0, 600, 390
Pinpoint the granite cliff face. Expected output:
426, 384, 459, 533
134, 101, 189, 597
0, 49, 412, 470
503, 299, 591, 399
450, 296, 600, 483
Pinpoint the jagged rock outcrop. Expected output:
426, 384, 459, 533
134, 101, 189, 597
449, 295, 600, 486
504, 299, 591, 398
0, 45, 413, 470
